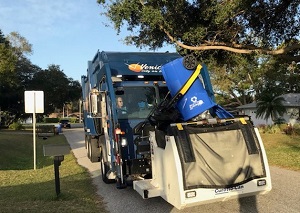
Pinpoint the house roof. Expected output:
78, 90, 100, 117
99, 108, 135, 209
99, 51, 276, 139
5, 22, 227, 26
280, 93, 300, 107
236, 102, 257, 109
236, 93, 300, 109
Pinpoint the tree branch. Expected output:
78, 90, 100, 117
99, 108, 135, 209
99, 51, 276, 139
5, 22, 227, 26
162, 27, 300, 60
140, 0, 300, 60
229, 90, 243, 106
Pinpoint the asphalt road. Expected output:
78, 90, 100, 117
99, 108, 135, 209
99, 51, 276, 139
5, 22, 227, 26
64, 128, 300, 213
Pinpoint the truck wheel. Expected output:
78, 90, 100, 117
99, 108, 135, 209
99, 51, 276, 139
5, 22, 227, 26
89, 138, 100, 163
116, 177, 127, 189
100, 148, 116, 184
86, 136, 91, 159
85, 135, 88, 149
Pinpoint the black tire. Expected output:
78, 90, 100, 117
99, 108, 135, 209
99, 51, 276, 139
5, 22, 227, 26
84, 135, 88, 149
100, 148, 116, 184
89, 138, 100, 163
86, 135, 91, 159
116, 177, 127, 189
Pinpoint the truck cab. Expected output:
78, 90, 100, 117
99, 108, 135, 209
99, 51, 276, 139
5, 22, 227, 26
81, 51, 180, 184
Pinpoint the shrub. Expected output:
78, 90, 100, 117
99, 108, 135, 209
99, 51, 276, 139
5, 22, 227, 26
280, 123, 300, 135
292, 124, 300, 136
257, 124, 267, 133
267, 125, 282, 134
9, 122, 25, 130
258, 124, 282, 134
293, 123, 300, 129
43, 117, 60, 123
278, 123, 288, 132
293, 129, 300, 135
274, 117, 286, 124
69, 117, 77, 123
283, 124, 293, 135
60, 117, 77, 123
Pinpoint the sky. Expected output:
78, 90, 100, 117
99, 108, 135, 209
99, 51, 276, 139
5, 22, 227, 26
0, 0, 175, 82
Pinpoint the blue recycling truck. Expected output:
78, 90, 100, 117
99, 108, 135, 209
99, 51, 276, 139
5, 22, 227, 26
81, 51, 271, 209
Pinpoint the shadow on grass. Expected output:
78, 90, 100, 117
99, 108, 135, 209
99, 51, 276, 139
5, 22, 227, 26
0, 133, 68, 170
0, 172, 107, 213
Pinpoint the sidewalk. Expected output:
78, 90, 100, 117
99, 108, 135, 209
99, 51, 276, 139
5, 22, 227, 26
63, 129, 101, 178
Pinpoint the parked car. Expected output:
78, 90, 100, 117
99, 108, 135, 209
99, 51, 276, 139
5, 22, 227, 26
60, 119, 71, 128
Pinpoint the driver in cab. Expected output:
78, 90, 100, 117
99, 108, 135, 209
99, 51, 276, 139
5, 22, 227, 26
116, 97, 127, 115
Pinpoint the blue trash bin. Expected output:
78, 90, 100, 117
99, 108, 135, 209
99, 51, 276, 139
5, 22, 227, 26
162, 57, 233, 120
162, 58, 216, 121
55, 124, 62, 134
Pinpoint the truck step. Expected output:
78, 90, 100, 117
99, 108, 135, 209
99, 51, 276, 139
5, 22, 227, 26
133, 179, 162, 199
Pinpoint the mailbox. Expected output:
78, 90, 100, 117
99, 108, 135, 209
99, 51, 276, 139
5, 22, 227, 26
43, 144, 70, 156
43, 144, 70, 196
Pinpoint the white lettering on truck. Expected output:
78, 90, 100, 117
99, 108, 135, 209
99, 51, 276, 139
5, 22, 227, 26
215, 185, 244, 195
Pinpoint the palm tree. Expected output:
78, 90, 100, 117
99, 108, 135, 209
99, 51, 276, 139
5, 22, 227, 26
256, 93, 286, 123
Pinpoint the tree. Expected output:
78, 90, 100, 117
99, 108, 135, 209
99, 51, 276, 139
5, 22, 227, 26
30, 64, 81, 115
256, 91, 286, 122
209, 53, 262, 105
255, 57, 300, 96
0, 30, 36, 115
0, 57, 41, 115
97, 1, 300, 108
98, 0, 300, 62
0, 30, 17, 74
6, 32, 32, 59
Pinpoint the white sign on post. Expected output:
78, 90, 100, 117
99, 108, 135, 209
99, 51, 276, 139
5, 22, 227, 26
24, 91, 44, 170
25, 91, 44, 113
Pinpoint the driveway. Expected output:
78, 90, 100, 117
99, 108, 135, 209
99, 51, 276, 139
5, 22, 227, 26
64, 128, 300, 213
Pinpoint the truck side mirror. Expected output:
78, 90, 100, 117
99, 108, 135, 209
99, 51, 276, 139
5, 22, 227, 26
115, 90, 124, 95
91, 94, 98, 114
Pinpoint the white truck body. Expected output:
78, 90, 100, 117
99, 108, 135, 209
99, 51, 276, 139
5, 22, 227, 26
134, 124, 271, 209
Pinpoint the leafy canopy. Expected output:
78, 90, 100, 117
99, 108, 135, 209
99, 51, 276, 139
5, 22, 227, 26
98, 0, 300, 62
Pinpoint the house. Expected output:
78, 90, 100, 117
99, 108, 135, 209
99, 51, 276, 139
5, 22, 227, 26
236, 93, 300, 126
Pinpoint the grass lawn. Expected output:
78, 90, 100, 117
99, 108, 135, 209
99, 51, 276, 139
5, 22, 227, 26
261, 133, 300, 171
0, 131, 108, 213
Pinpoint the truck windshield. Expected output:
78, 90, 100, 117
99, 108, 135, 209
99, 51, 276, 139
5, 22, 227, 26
115, 86, 168, 119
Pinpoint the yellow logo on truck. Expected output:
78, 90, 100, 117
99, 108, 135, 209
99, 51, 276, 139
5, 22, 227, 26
128, 64, 143, 72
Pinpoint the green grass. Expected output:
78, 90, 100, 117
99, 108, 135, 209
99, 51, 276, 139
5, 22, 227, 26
0, 131, 108, 213
261, 133, 300, 171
